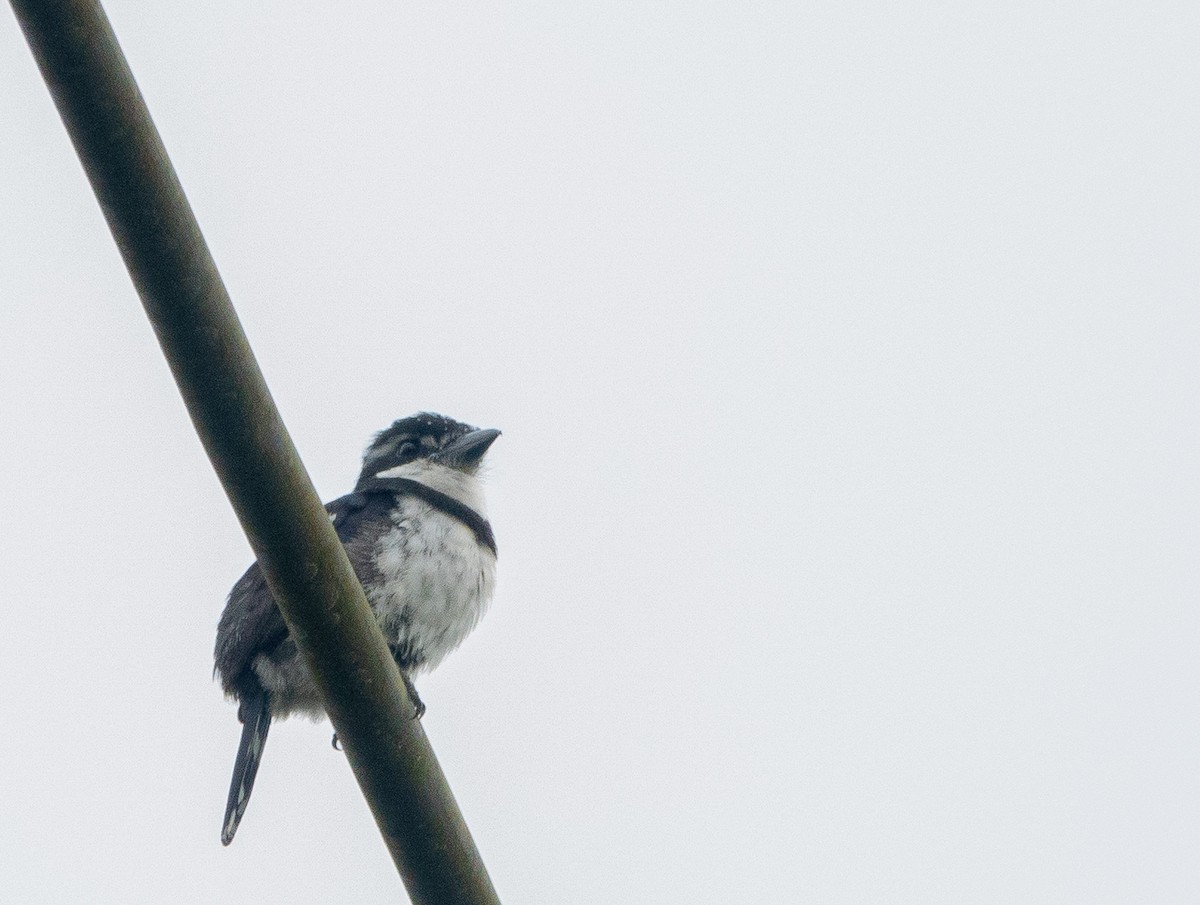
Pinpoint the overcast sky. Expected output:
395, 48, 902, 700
2, 2, 1198, 902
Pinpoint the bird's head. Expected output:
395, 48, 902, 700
358, 412, 500, 484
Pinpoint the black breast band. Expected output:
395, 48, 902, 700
356, 476, 497, 556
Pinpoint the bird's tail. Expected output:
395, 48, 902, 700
221, 688, 272, 845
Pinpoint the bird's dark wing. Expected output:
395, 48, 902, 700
213, 491, 398, 695
214, 489, 401, 845
213, 560, 283, 697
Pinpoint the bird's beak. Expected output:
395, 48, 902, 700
433, 428, 501, 469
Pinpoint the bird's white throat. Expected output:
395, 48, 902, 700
373, 459, 488, 516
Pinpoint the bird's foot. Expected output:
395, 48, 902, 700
401, 672, 426, 720
331, 732, 342, 750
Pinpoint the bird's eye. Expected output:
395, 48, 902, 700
398, 441, 418, 458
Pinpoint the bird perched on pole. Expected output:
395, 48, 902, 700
214, 412, 500, 845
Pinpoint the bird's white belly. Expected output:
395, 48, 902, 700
368, 499, 496, 673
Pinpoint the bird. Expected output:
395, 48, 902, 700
213, 412, 499, 845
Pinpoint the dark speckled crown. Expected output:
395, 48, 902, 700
360, 412, 479, 474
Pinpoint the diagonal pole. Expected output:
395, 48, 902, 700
8, 2, 501, 902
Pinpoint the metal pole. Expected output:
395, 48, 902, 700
9, 2, 501, 902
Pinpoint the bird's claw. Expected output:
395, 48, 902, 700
401, 672, 426, 721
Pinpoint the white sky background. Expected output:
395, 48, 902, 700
1, 2, 1197, 902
